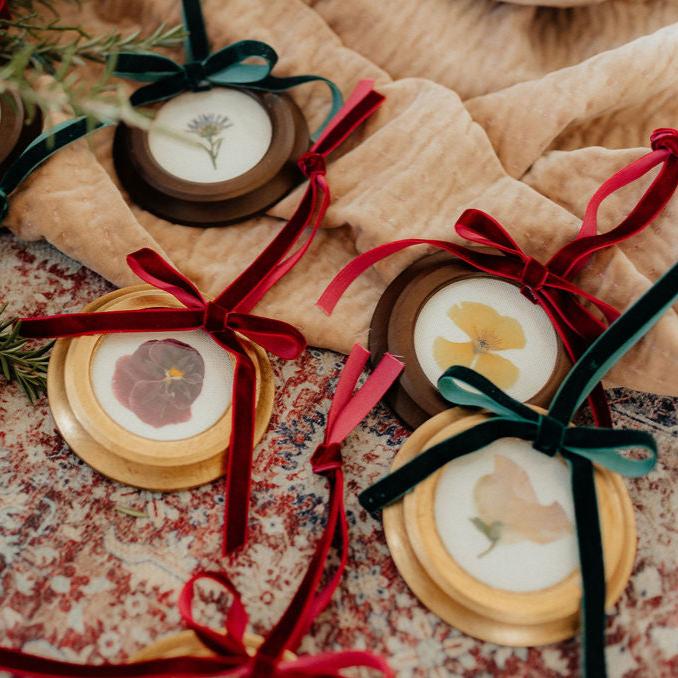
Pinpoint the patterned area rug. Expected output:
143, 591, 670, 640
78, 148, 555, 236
0, 231, 676, 677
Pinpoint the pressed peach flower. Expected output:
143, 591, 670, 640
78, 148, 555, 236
434, 301, 526, 390
471, 454, 572, 557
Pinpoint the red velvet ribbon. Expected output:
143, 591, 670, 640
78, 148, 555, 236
0, 346, 403, 677
318, 128, 678, 426
18, 80, 385, 555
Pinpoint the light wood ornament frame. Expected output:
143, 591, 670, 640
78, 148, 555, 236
383, 408, 636, 647
47, 285, 275, 491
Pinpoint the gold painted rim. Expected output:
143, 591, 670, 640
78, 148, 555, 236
47, 285, 275, 491
132, 629, 296, 662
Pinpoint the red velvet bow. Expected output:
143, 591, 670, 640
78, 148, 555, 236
19, 80, 386, 555
0, 346, 403, 677
318, 128, 678, 426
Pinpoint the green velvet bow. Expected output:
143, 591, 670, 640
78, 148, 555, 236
113, 0, 343, 141
0, 117, 108, 222
360, 261, 678, 678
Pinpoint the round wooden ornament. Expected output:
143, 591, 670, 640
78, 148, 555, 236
132, 630, 296, 663
383, 409, 636, 647
0, 91, 43, 177
47, 284, 274, 491
113, 88, 309, 227
369, 252, 571, 429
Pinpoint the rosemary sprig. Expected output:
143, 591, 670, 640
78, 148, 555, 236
0, 304, 53, 402
0, 0, 186, 126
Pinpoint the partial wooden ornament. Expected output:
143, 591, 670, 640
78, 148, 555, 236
383, 408, 636, 647
0, 90, 42, 177
113, 88, 309, 227
370, 252, 571, 429
132, 629, 296, 662
47, 285, 275, 491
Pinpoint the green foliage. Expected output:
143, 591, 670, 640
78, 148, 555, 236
0, 0, 185, 124
470, 517, 503, 558
0, 304, 53, 402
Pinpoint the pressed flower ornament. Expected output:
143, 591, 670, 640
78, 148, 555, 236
0, 345, 404, 678
318, 128, 678, 429
360, 260, 678, 678
17, 81, 385, 555
111, 0, 345, 226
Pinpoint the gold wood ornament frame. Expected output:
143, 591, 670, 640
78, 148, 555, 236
383, 408, 636, 647
47, 285, 274, 491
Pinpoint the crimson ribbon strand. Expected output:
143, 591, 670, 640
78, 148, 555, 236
317, 128, 678, 426
0, 346, 403, 677
19, 80, 385, 555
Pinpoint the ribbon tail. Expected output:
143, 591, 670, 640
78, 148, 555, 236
181, 0, 210, 62
276, 650, 394, 677
18, 308, 203, 339
549, 261, 678, 424
213, 332, 259, 554
568, 456, 607, 678
0, 647, 242, 677
549, 150, 678, 279
360, 418, 532, 513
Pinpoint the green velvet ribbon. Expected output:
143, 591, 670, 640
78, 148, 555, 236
112, 0, 343, 141
0, 117, 109, 222
360, 260, 678, 678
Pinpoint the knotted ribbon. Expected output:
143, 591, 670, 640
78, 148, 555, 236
318, 128, 678, 426
0, 345, 403, 677
0, 116, 109, 222
18, 80, 385, 555
360, 260, 678, 678
113, 0, 343, 140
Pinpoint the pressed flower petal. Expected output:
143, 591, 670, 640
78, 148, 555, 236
433, 339, 474, 372
128, 379, 193, 428
473, 352, 520, 390
112, 355, 137, 409
473, 454, 573, 550
448, 301, 526, 351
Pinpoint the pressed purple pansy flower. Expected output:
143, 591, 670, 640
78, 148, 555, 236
112, 339, 205, 428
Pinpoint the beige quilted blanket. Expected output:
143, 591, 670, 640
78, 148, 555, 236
5, 0, 678, 394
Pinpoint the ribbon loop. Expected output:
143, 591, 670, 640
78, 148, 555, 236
534, 415, 566, 457
650, 127, 678, 155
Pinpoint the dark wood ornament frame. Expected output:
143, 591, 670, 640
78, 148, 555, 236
113, 89, 309, 227
369, 252, 571, 429
0, 91, 43, 178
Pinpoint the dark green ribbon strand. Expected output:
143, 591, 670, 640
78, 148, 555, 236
0, 117, 110, 222
549, 262, 678, 424
359, 261, 678, 678
182, 0, 209, 62
113, 1, 343, 141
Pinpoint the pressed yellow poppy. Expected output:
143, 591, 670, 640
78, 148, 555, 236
433, 301, 526, 389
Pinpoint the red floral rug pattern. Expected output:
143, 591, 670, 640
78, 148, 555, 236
0, 232, 676, 677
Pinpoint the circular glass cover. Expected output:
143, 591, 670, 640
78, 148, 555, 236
91, 330, 233, 441
434, 438, 578, 592
148, 89, 273, 183
414, 277, 559, 402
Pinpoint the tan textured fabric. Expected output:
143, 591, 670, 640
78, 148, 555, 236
4, 0, 677, 394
